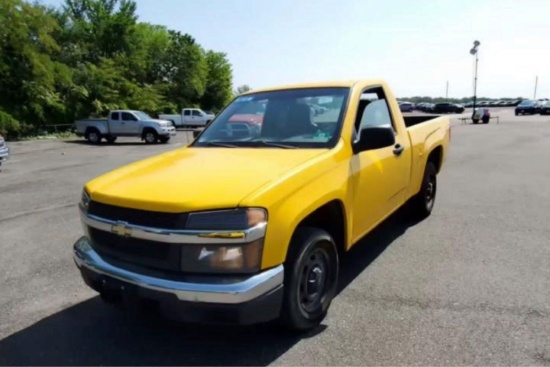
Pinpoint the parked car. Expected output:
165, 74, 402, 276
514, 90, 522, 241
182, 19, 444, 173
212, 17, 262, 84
72, 79, 451, 332
399, 102, 415, 112
74, 110, 176, 144
424, 103, 435, 113
159, 108, 215, 128
432, 102, 463, 114
515, 100, 540, 115
539, 101, 550, 115
0, 133, 9, 167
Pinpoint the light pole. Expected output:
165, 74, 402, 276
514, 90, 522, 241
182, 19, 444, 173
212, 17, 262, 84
470, 40, 480, 122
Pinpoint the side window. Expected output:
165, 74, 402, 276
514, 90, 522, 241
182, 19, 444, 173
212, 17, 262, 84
192, 110, 202, 116
111, 112, 120, 120
121, 112, 136, 121
354, 87, 395, 138
183, 110, 191, 116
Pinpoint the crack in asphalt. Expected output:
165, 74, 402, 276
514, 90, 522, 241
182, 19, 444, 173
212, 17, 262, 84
0, 203, 76, 223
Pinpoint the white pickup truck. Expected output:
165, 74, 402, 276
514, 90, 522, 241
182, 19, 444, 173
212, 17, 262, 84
159, 108, 215, 128
74, 110, 176, 144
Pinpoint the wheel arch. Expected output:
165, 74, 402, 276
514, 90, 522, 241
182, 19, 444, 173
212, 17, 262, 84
289, 199, 347, 260
427, 145, 443, 174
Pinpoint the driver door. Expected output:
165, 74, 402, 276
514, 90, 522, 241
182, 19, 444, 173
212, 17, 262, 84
120, 112, 140, 135
349, 87, 411, 242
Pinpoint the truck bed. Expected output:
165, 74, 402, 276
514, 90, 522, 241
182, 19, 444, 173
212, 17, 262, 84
403, 114, 441, 128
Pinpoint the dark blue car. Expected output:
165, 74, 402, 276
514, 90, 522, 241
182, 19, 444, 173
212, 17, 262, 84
515, 100, 540, 115
399, 102, 414, 112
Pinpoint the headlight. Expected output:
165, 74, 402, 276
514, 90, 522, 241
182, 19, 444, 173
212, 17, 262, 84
181, 239, 264, 274
80, 189, 90, 212
183, 208, 267, 273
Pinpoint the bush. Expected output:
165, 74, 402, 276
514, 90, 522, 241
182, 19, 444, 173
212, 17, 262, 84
0, 111, 21, 139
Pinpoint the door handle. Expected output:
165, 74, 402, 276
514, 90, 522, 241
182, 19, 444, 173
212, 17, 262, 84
393, 144, 404, 156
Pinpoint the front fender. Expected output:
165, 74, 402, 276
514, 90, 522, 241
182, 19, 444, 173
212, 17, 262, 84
241, 145, 352, 270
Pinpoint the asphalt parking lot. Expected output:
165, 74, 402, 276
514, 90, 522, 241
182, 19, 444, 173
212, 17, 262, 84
1, 109, 549, 366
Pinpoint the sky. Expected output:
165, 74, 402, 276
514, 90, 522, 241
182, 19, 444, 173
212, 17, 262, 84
40, 0, 550, 99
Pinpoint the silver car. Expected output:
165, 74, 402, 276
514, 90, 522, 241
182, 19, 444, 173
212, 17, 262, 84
0, 133, 9, 166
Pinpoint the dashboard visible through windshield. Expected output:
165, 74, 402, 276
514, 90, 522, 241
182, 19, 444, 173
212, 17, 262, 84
193, 87, 350, 149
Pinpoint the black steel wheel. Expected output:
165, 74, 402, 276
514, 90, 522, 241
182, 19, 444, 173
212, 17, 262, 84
410, 161, 437, 219
280, 227, 339, 332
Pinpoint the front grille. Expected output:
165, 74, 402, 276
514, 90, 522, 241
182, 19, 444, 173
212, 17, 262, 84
88, 201, 188, 229
89, 227, 182, 272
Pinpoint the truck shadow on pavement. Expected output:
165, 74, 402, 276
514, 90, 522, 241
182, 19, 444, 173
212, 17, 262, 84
63, 139, 156, 146
0, 205, 420, 366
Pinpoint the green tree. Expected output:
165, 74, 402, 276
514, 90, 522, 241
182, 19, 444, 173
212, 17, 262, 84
0, 0, 235, 138
235, 84, 252, 95
201, 51, 233, 112
0, 0, 72, 129
163, 31, 208, 108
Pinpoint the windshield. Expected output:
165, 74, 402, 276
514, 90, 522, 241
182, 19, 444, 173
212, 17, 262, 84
133, 111, 152, 120
192, 87, 350, 149
519, 100, 534, 106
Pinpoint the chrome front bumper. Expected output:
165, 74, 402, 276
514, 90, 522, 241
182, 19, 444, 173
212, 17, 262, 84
73, 236, 284, 304
160, 127, 177, 136
0, 145, 9, 162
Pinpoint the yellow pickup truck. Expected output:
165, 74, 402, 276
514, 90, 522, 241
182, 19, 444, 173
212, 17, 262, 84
73, 79, 451, 331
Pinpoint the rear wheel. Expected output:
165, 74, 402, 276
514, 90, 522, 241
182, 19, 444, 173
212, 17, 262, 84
106, 136, 117, 144
85, 129, 101, 144
410, 161, 437, 220
279, 227, 339, 332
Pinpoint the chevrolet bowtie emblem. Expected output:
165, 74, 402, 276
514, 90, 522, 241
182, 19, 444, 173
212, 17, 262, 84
111, 221, 133, 237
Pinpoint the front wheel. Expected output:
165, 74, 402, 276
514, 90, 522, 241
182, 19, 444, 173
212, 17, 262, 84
280, 227, 339, 332
143, 130, 158, 144
159, 136, 170, 144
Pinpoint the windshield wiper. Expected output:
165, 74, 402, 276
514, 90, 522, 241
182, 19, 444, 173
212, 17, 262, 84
205, 142, 238, 148
253, 140, 298, 149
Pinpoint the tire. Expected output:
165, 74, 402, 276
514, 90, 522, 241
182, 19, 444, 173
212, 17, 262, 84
143, 130, 158, 144
106, 136, 117, 144
100, 289, 122, 304
410, 161, 437, 220
279, 227, 339, 332
159, 136, 170, 144
85, 129, 101, 144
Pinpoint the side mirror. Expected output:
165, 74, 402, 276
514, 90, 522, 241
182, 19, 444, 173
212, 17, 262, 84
353, 126, 395, 154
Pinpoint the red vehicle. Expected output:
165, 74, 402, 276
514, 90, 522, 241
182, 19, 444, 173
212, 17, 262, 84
226, 101, 266, 136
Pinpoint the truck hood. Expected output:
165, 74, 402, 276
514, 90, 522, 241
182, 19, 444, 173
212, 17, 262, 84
152, 119, 171, 127
85, 147, 326, 213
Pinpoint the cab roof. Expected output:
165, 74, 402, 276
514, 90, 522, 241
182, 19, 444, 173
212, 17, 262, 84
242, 79, 386, 94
